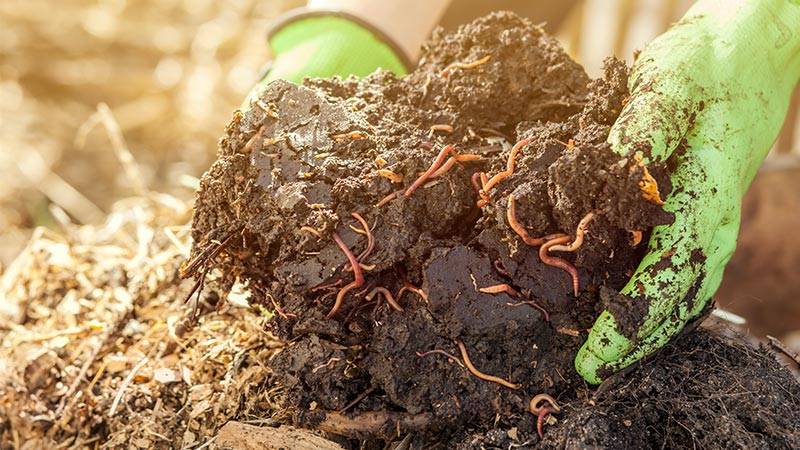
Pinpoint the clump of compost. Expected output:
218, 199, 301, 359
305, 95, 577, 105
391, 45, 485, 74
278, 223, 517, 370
184, 11, 798, 448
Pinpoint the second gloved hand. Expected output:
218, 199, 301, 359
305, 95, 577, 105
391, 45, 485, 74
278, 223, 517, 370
575, 0, 800, 384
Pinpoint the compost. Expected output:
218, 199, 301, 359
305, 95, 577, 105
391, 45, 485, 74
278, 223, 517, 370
181, 11, 800, 449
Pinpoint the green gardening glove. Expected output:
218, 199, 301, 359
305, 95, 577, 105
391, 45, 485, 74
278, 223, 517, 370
244, 10, 409, 107
576, 0, 800, 384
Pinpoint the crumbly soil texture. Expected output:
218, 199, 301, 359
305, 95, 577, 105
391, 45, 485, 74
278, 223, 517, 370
187, 12, 800, 449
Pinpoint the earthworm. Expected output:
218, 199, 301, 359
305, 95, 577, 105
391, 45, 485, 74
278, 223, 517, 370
404, 145, 456, 198
506, 300, 550, 322
351, 213, 374, 263
492, 259, 511, 278
311, 279, 343, 292
478, 283, 521, 297
429, 124, 454, 134
457, 341, 520, 390
326, 232, 365, 319
430, 154, 482, 179
397, 281, 429, 304
479, 138, 531, 206
471, 172, 483, 193
549, 212, 596, 252
268, 293, 297, 320
375, 189, 403, 208
366, 287, 404, 312
241, 125, 266, 154
529, 394, 561, 438
311, 357, 341, 374
477, 173, 491, 206
539, 235, 579, 297
299, 226, 322, 240
416, 349, 465, 368
506, 195, 560, 246
376, 169, 403, 183
440, 54, 492, 76
331, 130, 368, 141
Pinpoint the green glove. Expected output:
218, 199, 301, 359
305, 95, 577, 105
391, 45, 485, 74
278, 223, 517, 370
576, 0, 800, 384
243, 10, 409, 107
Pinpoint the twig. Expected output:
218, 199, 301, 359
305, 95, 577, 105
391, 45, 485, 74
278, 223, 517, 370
339, 387, 376, 413
109, 356, 150, 417
416, 349, 465, 368
77, 103, 147, 196
767, 335, 800, 367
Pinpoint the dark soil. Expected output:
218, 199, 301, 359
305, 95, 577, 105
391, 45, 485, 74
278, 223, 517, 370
186, 12, 800, 449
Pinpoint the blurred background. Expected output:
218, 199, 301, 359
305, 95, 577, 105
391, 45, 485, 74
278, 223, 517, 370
2, 0, 798, 347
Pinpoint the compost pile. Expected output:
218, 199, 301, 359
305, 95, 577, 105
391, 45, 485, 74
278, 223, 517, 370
184, 11, 800, 448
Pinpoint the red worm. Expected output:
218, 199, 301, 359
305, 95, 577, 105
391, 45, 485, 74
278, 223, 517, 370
539, 235, 579, 297
326, 232, 365, 319
478, 284, 521, 297
549, 212, 596, 253
529, 394, 561, 438
366, 287, 404, 312
404, 145, 455, 198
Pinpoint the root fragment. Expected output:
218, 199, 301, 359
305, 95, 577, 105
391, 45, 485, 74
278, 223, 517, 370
326, 232, 365, 319
299, 226, 322, 240
311, 357, 341, 374
440, 54, 492, 77
268, 293, 297, 320
404, 145, 456, 198
457, 341, 520, 389
416, 349, 464, 368
540, 235, 579, 297
549, 212, 596, 252
529, 394, 561, 438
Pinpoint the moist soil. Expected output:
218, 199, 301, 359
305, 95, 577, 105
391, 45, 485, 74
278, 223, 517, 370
186, 12, 800, 449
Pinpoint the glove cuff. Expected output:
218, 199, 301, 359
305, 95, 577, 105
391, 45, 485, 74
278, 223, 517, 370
267, 7, 413, 76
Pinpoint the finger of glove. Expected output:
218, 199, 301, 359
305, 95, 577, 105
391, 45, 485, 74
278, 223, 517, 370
606, 18, 709, 164
576, 146, 739, 382
598, 204, 741, 375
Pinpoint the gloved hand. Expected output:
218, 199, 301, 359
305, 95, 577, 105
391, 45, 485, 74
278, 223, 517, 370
576, 0, 800, 384
243, 10, 409, 106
